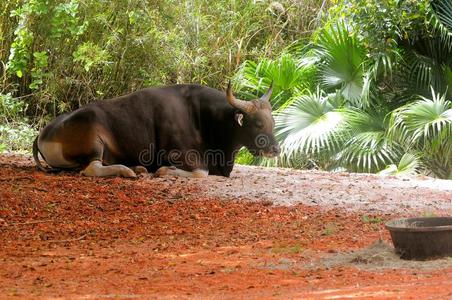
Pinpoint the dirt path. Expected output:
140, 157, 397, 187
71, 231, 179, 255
203, 165, 452, 213
0, 154, 451, 299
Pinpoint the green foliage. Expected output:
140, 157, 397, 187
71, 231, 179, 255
315, 21, 368, 106
0, 122, 36, 153
0, 92, 36, 153
50, 0, 85, 39
235, 53, 317, 109
7, 0, 44, 78
235, 148, 254, 165
272, 89, 400, 173
390, 90, 452, 178
30, 51, 48, 89
276, 89, 347, 157
330, 0, 429, 51
378, 153, 420, 176
1, 0, 326, 122
0, 92, 26, 119
72, 42, 109, 72
234, 1, 452, 179
361, 215, 383, 224
339, 108, 398, 173
431, 0, 452, 44
392, 92, 452, 145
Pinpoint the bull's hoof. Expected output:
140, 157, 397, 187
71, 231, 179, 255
120, 168, 137, 178
154, 166, 176, 177
131, 166, 148, 175
154, 166, 169, 177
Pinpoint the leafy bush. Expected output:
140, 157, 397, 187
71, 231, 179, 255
1, 0, 328, 120
0, 93, 36, 153
0, 122, 36, 153
235, 1, 452, 178
235, 53, 317, 110
390, 90, 452, 179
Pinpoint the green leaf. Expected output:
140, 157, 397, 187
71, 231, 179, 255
73, 42, 109, 72
275, 89, 348, 157
378, 153, 420, 176
338, 108, 400, 173
235, 53, 316, 110
315, 21, 367, 106
390, 88, 452, 178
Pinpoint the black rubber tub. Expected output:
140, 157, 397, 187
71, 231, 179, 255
385, 217, 452, 260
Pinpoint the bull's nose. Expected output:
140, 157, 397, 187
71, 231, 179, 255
270, 144, 281, 156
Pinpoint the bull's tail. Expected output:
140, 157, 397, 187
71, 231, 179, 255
32, 136, 59, 173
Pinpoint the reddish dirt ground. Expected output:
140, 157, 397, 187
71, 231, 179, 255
0, 154, 451, 299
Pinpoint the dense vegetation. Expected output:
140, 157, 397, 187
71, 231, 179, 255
1, 0, 451, 179
236, 0, 452, 179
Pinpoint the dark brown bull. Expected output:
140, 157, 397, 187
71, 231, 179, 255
33, 83, 280, 178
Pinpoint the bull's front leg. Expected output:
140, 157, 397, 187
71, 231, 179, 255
154, 146, 209, 178
154, 151, 208, 178
81, 160, 137, 178
154, 166, 208, 178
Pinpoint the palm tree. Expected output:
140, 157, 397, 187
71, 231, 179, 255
384, 0, 452, 178
275, 89, 347, 170
273, 22, 401, 172
234, 2, 452, 178
390, 89, 452, 179
235, 53, 316, 110
314, 21, 370, 107
338, 107, 401, 173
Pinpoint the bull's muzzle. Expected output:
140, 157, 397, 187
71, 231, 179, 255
263, 144, 281, 157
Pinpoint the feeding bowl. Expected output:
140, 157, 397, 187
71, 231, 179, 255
385, 217, 452, 260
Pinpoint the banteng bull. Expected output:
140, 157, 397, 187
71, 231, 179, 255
33, 83, 280, 178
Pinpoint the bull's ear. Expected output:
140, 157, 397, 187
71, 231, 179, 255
235, 113, 244, 126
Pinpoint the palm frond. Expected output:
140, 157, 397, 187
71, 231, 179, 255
404, 50, 438, 96
391, 88, 452, 145
235, 53, 316, 110
275, 89, 348, 158
368, 44, 401, 80
315, 21, 367, 106
390, 88, 452, 178
393, 40, 451, 101
338, 109, 401, 173
378, 153, 420, 176
431, 0, 452, 46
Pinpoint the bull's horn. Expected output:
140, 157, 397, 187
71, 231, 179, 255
226, 81, 255, 113
260, 81, 273, 102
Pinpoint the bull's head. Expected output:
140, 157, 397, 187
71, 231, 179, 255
226, 82, 280, 158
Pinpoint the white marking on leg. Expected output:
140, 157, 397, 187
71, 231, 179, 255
39, 141, 77, 168
81, 160, 137, 178
155, 166, 208, 178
